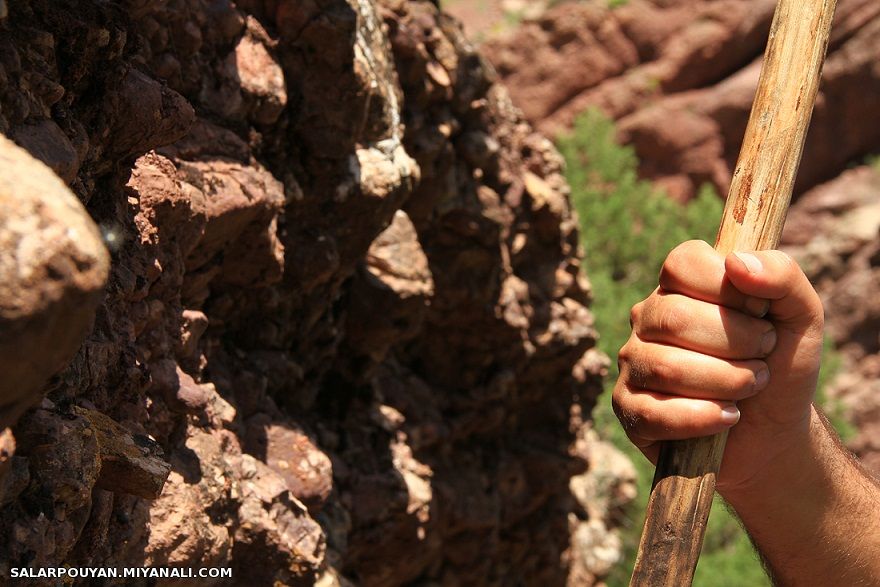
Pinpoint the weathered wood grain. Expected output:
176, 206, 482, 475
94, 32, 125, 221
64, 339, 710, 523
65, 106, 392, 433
630, 0, 838, 584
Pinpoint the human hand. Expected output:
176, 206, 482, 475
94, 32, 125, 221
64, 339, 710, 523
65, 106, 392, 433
612, 240, 825, 496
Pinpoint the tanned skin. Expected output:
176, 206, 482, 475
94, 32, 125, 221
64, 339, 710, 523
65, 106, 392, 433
613, 240, 880, 585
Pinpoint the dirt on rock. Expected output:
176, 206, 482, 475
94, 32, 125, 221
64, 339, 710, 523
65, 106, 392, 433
0, 0, 634, 585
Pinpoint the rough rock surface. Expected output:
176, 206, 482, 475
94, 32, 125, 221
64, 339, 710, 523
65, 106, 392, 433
0, 428, 13, 490
0, 135, 110, 430
0, 0, 626, 584
782, 165, 880, 474
466, 0, 880, 201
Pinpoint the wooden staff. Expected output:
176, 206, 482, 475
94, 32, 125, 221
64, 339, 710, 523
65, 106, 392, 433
629, 0, 838, 584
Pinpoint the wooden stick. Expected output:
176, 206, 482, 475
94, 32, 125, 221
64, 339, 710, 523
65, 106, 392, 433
629, 1, 837, 584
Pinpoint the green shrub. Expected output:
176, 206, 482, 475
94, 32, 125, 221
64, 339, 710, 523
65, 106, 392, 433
557, 109, 722, 384
558, 109, 847, 586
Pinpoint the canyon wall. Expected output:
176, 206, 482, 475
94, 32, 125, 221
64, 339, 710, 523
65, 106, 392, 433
0, 0, 634, 584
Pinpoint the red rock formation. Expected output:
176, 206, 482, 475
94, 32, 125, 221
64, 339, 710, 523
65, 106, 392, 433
475, 0, 880, 201
0, 135, 110, 431
0, 0, 633, 584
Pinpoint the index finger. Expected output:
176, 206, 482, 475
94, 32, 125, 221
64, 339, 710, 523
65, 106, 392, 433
659, 240, 770, 318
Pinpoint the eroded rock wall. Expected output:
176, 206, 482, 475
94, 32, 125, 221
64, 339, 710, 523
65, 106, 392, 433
475, 0, 880, 201
0, 0, 629, 584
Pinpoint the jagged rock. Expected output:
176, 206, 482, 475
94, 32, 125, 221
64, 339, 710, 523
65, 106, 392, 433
471, 0, 880, 200
0, 429, 13, 490
343, 210, 434, 371
0, 456, 28, 509
74, 406, 171, 499
0, 135, 109, 430
148, 360, 212, 414
144, 425, 325, 586
244, 414, 334, 512
10, 119, 80, 183
234, 455, 326, 585
8, 407, 102, 567
0, 0, 616, 584
143, 427, 239, 578
234, 19, 288, 125
101, 69, 196, 164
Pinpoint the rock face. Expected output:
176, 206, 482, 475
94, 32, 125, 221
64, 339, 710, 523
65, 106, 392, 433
473, 0, 880, 201
0, 136, 110, 431
0, 1, 627, 584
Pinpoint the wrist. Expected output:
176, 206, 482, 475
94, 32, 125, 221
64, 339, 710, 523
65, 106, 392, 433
721, 405, 826, 514
721, 404, 855, 555
717, 406, 880, 585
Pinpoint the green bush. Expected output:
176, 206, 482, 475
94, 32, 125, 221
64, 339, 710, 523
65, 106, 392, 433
558, 109, 723, 384
558, 109, 847, 586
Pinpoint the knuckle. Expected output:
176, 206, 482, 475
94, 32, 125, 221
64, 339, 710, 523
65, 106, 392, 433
775, 250, 800, 276
611, 386, 629, 423
762, 250, 825, 325
659, 254, 683, 289
764, 250, 802, 283
660, 242, 702, 287
611, 384, 624, 411
674, 239, 707, 257
629, 302, 644, 328
612, 385, 645, 433
773, 249, 796, 267
617, 340, 632, 365
639, 403, 665, 432
808, 310, 825, 336
627, 360, 648, 389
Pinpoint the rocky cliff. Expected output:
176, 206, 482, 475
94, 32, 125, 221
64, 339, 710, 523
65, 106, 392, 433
474, 0, 880, 202
0, 0, 636, 585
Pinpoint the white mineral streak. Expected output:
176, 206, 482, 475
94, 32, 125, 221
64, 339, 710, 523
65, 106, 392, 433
351, 0, 419, 200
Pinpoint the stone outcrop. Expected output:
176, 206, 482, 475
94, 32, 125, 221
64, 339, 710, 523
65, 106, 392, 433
470, 0, 880, 201
0, 0, 630, 584
0, 136, 110, 431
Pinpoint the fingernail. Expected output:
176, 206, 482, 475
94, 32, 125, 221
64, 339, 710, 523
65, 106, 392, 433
721, 405, 741, 425
735, 252, 763, 274
760, 328, 777, 355
754, 367, 770, 391
745, 296, 770, 318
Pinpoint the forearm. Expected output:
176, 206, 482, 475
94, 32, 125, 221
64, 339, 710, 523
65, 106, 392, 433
724, 407, 880, 586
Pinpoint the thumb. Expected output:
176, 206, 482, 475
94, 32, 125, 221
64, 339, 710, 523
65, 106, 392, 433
724, 250, 824, 338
